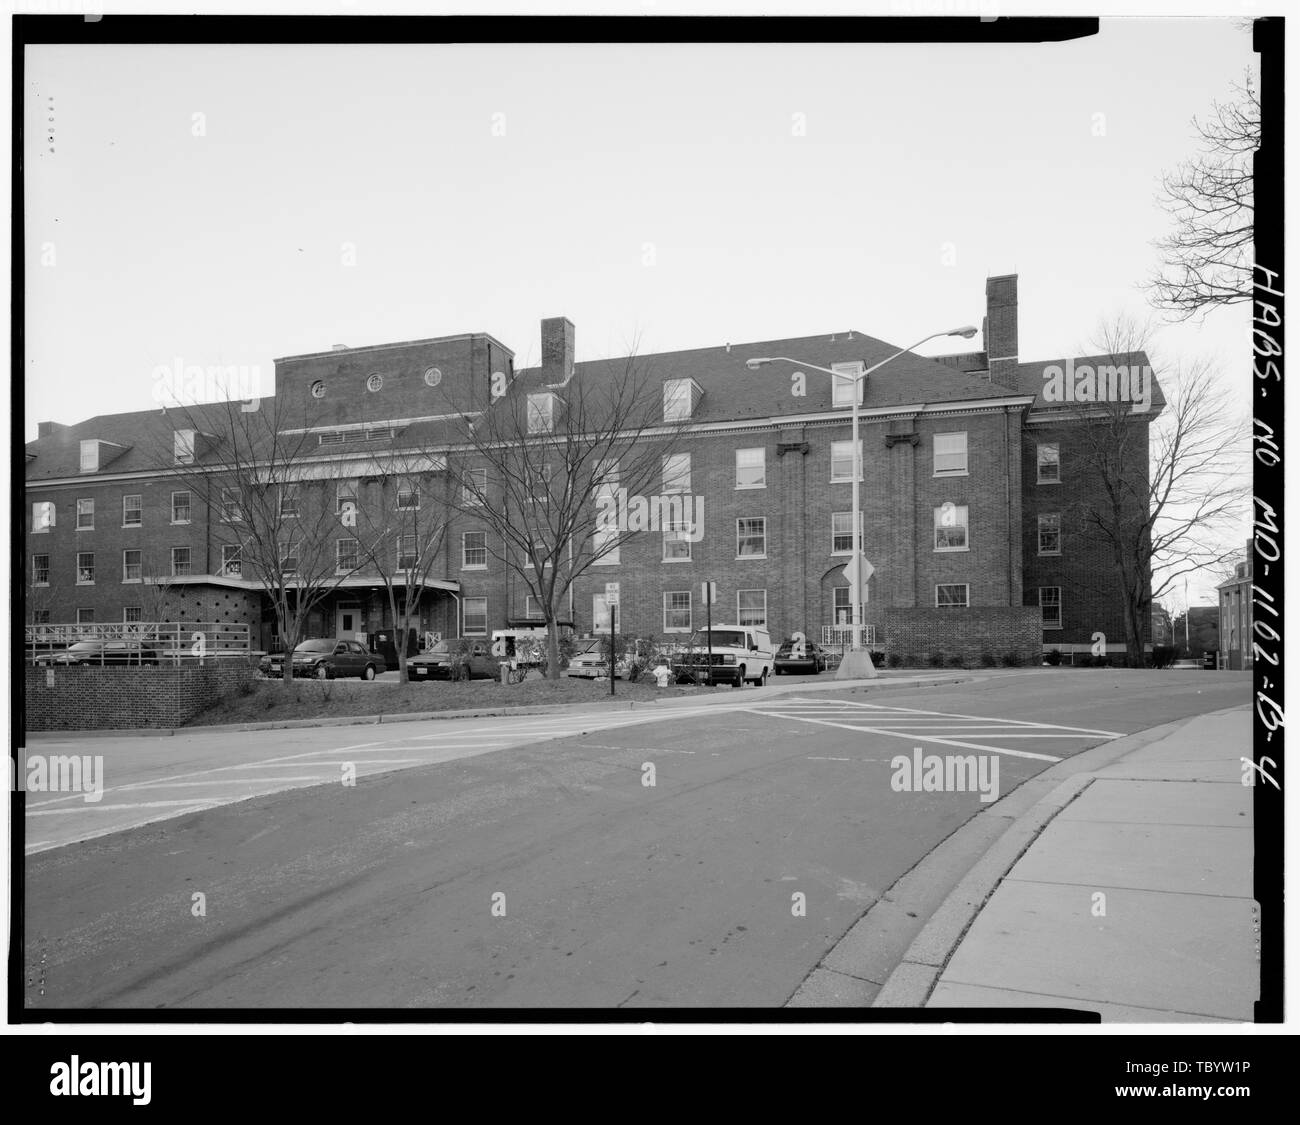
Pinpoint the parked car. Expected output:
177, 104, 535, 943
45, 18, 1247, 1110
32, 640, 159, 667
406, 638, 500, 681
774, 638, 829, 675
672, 625, 775, 687
565, 638, 611, 679
260, 639, 379, 680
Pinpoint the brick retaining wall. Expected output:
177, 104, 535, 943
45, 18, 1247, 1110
24, 661, 257, 731
883, 606, 1042, 667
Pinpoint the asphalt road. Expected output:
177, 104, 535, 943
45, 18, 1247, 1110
22, 670, 1249, 1011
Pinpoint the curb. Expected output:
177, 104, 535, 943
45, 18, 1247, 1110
25, 671, 988, 740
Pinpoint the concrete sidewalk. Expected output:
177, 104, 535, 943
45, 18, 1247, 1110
876, 707, 1257, 1021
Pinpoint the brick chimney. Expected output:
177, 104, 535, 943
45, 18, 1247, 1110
541, 317, 575, 376
37, 421, 64, 438
984, 274, 1019, 390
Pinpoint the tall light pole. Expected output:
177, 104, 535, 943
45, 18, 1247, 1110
748, 325, 979, 679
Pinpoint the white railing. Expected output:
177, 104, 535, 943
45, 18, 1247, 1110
25, 621, 251, 664
821, 624, 878, 647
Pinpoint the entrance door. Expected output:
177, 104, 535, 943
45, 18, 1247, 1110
336, 604, 361, 639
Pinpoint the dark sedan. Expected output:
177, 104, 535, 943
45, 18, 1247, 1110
33, 640, 159, 667
260, 639, 379, 680
774, 639, 829, 675
407, 639, 499, 681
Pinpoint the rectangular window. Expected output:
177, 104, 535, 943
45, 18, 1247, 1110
738, 589, 767, 627
831, 511, 863, 554
76, 552, 95, 584
735, 447, 766, 489
833, 586, 864, 624
462, 531, 487, 568
524, 594, 542, 619
1037, 442, 1061, 484
663, 378, 696, 421
32, 501, 55, 533
76, 608, 95, 626
122, 494, 142, 527
934, 505, 969, 551
76, 498, 94, 530
336, 480, 357, 516
221, 544, 242, 577
32, 554, 50, 586
527, 393, 557, 434
122, 549, 142, 583
935, 583, 969, 608
123, 607, 143, 624
663, 519, 692, 562
529, 464, 552, 504
336, 538, 359, 573
830, 440, 864, 483
396, 480, 419, 510
736, 517, 767, 558
463, 597, 488, 636
280, 486, 300, 519
279, 542, 298, 574
397, 534, 418, 570
1039, 586, 1062, 629
1038, 513, 1061, 555
174, 429, 196, 465
662, 453, 691, 494
221, 488, 243, 522
831, 361, 864, 408
80, 440, 99, 472
171, 491, 191, 524
663, 590, 692, 632
171, 547, 191, 577
32, 609, 51, 625
462, 467, 487, 506
933, 432, 968, 476
593, 461, 620, 565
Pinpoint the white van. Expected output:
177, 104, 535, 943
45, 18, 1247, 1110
672, 624, 775, 687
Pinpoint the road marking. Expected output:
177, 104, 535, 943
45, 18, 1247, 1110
777, 697, 1123, 737
28, 799, 225, 816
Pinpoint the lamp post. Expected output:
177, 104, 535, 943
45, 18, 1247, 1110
748, 325, 979, 679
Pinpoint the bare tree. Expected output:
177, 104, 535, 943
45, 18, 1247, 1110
158, 391, 363, 686
1063, 321, 1249, 666
444, 354, 688, 679
338, 454, 450, 683
1148, 73, 1259, 320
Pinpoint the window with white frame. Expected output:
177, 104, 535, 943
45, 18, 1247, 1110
123, 606, 143, 624
32, 554, 49, 586
279, 542, 298, 574
593, 461, 620, 565
933, 432, 968, 476
737, 589, 767, 627
336, 538, 359, 573
833, 585, 864, 625
527, 393, 557, 434
662, 453, 691, 494
524, 594, 542, 619
462, 531, 487, 568
463, 596, 488, 636
529, 463, 552, 505
830, 440, 864, 482
1038, 513, 1061, 555
934, 504, 969, 551
1037, 442, 1061, 484
173, 429, 196, 465
76, 498, 94, 530
280, 486, 300, 519
592, 593, 612, 633
171, 490, 191, 524
736, 517, 767, 558
76, 608, 95, 625
221, 487, 243, 522
122, 494, 142, 527
122, 549, 142, 582
336, 479, 357, 515
831, 361, 865, 408
397, 535, 418, 570
1039, 586, 1062, 629
935, 583, 969, 608
171, 547, 191, 577
396, 479, 419, 510
76, 552, 95, 584
463, 467, 487, 506
32, 501, 55, 533
663, 590, 692, 632
735, 447, 766, 489
221, 544, 242, 577
663, 378, 695, 422
831, 511, 863, 554
80, 440, 99, 472
662, 519, 692, 562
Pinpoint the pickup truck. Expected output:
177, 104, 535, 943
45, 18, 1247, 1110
671, 625, 775, 687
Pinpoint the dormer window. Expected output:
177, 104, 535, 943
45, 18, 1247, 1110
528, 393, 558, 434
663, 378, 702, 422
174, 429, 196, 465
831, 362, 865, 408
80, 440, 99, 472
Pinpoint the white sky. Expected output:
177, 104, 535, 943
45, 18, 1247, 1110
22, 17, 1259, 602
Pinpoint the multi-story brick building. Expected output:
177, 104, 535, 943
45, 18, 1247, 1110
23, 274, 1157, 662
1217, 544, 1254, 670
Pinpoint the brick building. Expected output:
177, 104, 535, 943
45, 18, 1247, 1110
23, 274, 1158, 662
1217, 545, 1254, 670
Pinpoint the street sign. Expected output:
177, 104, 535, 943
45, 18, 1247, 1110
842, 553, 875, 591
605, 582, 620, 607
701, 581, 717, 605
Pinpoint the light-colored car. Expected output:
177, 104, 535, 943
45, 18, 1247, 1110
565, 639, 611, 678
672, 625, 775, 687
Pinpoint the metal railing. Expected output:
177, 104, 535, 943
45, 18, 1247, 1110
25, 621, 251, 665
821, 624, 878, 647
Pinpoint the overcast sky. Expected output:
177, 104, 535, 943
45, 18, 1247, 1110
24, 19, 1257, 602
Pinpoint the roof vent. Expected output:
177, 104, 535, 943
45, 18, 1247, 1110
331, 344, 349, 351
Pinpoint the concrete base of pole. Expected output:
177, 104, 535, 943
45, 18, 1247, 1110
835, 649, 879, 679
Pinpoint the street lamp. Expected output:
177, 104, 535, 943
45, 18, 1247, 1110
748, 325, 979, 680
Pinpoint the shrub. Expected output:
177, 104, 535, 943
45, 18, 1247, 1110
887, 652, 903, 668
947, 653, 965, 669
979, 651, 998, 668
927, 650, 946, 668
1001, 650, 1024, 668
1044, 649, 1062, 666
1151, 645, 1180, 669
870, 651, 886, 668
